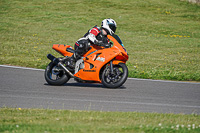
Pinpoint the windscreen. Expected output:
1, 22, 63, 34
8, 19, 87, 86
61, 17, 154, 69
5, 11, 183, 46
111, 34, 124, 47
111, 34, 127, 54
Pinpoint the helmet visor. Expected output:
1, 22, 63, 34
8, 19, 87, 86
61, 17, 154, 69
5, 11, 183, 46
109, 24, 116, 33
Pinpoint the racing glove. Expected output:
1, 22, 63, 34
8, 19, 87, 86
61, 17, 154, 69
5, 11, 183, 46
94, 40, 104, 46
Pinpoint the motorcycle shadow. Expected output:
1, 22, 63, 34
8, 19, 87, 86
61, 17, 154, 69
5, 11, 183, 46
44, 82, 126, 89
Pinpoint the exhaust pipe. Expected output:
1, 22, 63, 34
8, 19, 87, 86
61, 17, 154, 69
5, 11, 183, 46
47, 54, 74, 77
47, 54, 59, 64
58, 63, 74, 77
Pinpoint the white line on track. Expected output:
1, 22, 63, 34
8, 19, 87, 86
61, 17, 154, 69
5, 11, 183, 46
0, 65, 200, 84
0, 65, 44, 71
1, 94, 200, 109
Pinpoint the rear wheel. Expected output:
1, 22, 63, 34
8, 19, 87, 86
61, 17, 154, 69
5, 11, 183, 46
44, 62, 70, 85
101, 63, 128, 88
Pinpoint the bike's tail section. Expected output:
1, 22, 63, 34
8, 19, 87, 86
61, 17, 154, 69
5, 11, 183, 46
52, 44, 73, 57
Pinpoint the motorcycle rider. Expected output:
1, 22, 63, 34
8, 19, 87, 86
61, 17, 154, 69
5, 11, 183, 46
69, 18, 117, 68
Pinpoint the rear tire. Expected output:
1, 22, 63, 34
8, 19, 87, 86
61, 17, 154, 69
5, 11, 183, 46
101, 63, 128, 88
44, 62, 70, 85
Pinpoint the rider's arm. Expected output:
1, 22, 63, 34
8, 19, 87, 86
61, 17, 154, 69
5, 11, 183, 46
87, 27, 101, 45
87, 26, 110, 47
88, 33, 98, 44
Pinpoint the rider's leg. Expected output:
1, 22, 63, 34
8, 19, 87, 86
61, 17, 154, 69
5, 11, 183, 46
69, 38, 89, 68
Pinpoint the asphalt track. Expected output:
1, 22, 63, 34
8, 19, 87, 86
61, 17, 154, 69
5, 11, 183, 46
0, 65, 200, 114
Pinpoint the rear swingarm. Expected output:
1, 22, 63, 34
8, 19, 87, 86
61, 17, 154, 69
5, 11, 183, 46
47, 54, 74, 77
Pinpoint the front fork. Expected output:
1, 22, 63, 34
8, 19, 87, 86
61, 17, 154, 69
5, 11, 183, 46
110, 60, 114, 75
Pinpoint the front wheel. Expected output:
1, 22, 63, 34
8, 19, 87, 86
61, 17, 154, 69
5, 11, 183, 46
101, 63, 128, 88
44, 62, 70, 85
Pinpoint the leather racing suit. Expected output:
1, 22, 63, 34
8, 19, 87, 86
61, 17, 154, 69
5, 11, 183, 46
73, 25, 109, 59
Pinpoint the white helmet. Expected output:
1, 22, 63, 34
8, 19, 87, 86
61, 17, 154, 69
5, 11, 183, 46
101, 18, 117, 35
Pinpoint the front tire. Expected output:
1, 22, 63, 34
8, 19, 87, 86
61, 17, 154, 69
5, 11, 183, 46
101, 63, 128, 88
45, 62, 70, 85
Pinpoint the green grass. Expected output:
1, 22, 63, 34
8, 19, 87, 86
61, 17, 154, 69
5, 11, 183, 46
0, 108, 200, 133
0, 0, 200, 81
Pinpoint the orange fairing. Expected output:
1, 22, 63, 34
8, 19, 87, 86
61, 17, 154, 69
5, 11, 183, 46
107, 35, 129, 62
74, 48, 120, 82
52, 44, 73, 57
74, 35, 129, 82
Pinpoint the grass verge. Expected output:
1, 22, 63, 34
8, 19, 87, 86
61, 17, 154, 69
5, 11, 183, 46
0, 0, 200, 81
0, 108, 200, 133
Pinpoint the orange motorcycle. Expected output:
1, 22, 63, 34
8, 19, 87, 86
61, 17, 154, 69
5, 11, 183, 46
44, 34, 128, 88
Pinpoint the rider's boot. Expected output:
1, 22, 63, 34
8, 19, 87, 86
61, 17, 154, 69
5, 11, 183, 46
68, 52, 82, 69
68, 54, 76, 68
